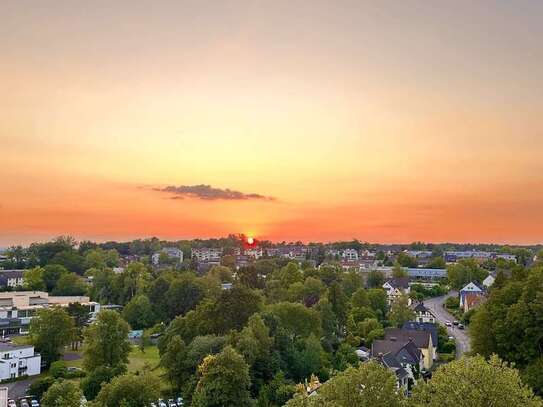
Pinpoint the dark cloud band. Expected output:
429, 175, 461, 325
154, 184, 275, 201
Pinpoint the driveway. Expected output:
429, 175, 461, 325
4, 376, 36, 401
424, 291, 470, 358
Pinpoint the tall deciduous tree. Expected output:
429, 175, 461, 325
411, 355, 542, 407
30, 307, 74, 365
83, 310, 131, 372
41, 380, 82, 407
93, 373, 161, 407
286, 361, 403, 406
388, 294, 415, 327
122, 294, 156, 329
192, 346, 252, 407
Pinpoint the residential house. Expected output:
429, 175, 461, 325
266, 246, 308, 261
482, 273, 495, 289
151, 247, 183, 266
401, 322, 438, 360
383, 328, 434, 370
0, 271, 24, 289
463, 292, 485, 312
412, 302, 435, 323
0, 343, 41, 381
372, 339, 423, 392
459, 282, 484, 309
382, 277, 411, 304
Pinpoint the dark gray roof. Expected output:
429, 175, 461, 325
386, 277, 410, 289
402, 322, 438, 346
413, 302, 429, 313
384, 328, 432, 348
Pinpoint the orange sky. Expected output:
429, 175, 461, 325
1, 1, 543, 246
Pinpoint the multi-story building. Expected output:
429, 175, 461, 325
191, 248, 223, 262
0, 343, 41, 380
266, 246, 308, 261
0, 271, 24, 289
0, 292, 100, 337
244, 247, 263, 259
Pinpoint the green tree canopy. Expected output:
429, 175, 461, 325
83, 310, 131, 372
93, 373, 161, 407
388, 294, 416, 327
266, 302, 322, 339
30, 307, 74, 365
411, 355, 542, 407
52, 273, 87, 296
286, 361, 404, 407
122, 294, 156, 329
192, 346, 252, 407
41, 380, 82, 407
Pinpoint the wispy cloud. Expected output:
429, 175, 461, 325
154, 184, 275, 201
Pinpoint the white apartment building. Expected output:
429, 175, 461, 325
0, 292, 100, 337
0, 343, 41, 380
244, 247, 263, 259
191, 248, 223, 262
341, 249, 359, 261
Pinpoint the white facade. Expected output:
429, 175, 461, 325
483, 274, 495, 288
0, 344, 41, 381
459, 282, 483, 308
244, 247, 263, 259
191, 248, 222, 262
341, 249, 359, 261
0, 292, 100, 337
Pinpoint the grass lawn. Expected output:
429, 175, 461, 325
128, 345, 171, 394
62, 345, 170, 394
11, 335, 32, 345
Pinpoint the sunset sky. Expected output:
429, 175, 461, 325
1, 1, 543, 246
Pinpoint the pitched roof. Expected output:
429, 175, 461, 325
402, 322, 438, 346
413, 302, 429, 313
385, 277, 410, 289
384, 328, 432, 348
460, 281, 483, 293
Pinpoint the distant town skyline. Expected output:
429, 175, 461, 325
2, 1, 543, 246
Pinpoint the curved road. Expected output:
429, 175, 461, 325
424, 291, 470, 358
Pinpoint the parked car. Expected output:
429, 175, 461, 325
453, 320, 459, 326
20, 399, 30, 407
158, 400, 167, 407
458, 324, 465, 329
445, 321, 452, 327
168, 400, 177, 407
30, 400, 40, 407
176, 397, 184, 406
7, 400, 16, 407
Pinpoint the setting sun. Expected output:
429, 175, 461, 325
247, 237, 254, 245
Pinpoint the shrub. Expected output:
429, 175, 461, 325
49, 360, 67, 378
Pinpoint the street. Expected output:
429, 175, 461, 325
424, 291, 470, 358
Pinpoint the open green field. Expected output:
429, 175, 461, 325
62, 344, 170, 394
